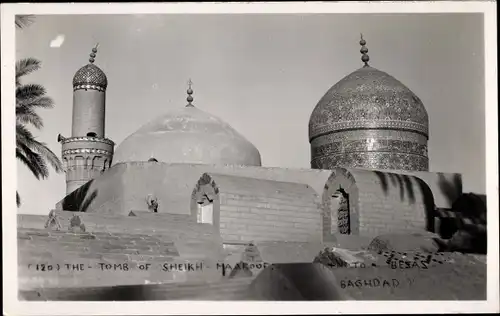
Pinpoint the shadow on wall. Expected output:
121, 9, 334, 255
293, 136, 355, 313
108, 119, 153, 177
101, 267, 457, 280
373, 171, 436, 233
61, 180, 98, 212
438, 173, 463, 207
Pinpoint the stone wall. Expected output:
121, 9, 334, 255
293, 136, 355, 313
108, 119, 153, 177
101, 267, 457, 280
323, 168, 432, 238
53, 162, 462, 242
55, 162, 332, 216
355, 167, 463, 209
55, 164, 125, 213
191, 173, 323, 243
17, 212, 224, 290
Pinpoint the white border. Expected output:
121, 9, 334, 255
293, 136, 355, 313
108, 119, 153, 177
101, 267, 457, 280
2, 2, 498, 315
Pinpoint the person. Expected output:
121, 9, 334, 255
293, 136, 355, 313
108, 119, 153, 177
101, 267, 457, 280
146, 194, 159, 213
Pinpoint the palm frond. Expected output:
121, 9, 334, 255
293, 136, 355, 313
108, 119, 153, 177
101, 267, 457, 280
15, 15, 35, 29
14, 37, 62, 207
16, 58, 41, 85
16, 106, 44, 129
16, 95, 54, 109
16, 146, 48, 179
27, 140, 63, 173
16, 83, 46, 101
16, 123, 35, 143
16, 124, 63, 173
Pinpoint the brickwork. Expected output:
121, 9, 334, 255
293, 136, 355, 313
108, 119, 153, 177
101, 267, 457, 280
356, 168, 463, 208
67, 162, 331, 216
405, 171, 462, 208
323, 168, 432, 238
191, 173, 323, 243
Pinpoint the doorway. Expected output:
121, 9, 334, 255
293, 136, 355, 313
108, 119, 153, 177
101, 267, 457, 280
197, 203, 214, 225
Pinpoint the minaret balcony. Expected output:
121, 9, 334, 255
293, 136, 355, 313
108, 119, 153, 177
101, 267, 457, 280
61, 136, 114, 158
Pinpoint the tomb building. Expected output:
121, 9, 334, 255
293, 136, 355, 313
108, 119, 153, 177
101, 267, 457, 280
17, 37, 486, 299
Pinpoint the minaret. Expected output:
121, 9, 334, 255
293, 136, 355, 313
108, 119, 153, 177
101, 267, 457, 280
58, 44, 115, 194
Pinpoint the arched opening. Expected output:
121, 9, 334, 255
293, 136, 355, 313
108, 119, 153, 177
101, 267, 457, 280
148, 158, 158, 162
333, 188, 350, 235
197, 198, 214, 225
87, 132, 97, 137
191, 173, 220, 230
322, 168, 359, 239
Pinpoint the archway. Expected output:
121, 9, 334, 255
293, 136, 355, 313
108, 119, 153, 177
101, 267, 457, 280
190, 173, 220, 230
322, 169, 360, 240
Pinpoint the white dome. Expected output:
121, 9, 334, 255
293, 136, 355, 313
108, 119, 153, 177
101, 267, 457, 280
113, 106, 262, 166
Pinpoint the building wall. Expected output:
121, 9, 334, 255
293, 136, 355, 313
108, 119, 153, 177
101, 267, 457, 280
404, 171, 462, 208
352, 167, 463, 209
191, 173, 323, 243
55, 163, 125, 213
57, 162, 331, 216
323, 168, 433, 238
54, 162, 461, 241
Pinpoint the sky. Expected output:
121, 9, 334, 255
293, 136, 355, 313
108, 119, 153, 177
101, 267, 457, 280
15, 13, 486, 215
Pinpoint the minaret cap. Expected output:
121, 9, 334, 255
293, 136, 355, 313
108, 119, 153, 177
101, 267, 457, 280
72, 43, 108, 91
360, 34, 370, 67
186, 79, 194, 107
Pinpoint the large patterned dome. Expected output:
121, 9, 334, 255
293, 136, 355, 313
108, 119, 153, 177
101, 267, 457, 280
309, 66, 429, 140
113, 85, 262, 167
308, 37, 429, 172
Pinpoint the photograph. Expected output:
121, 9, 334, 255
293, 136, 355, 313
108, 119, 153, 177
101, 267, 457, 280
2, 1, 498, 315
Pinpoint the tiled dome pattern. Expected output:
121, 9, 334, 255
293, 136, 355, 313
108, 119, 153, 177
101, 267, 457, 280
309, 66, 429, 140
72, 64, 108, 91
309, 66, 429, 172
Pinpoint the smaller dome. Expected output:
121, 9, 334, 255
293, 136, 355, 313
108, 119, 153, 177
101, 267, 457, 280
113, 105, 262, 167
73, 63, 108, 91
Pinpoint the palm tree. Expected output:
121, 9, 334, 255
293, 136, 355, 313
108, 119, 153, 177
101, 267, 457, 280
16, 15, 63, 207
15, 15, 35, 29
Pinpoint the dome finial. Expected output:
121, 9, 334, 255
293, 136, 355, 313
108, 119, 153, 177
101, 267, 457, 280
186, 78, 194, 107
359, 34, 370, 67
89, 43, 99, 64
